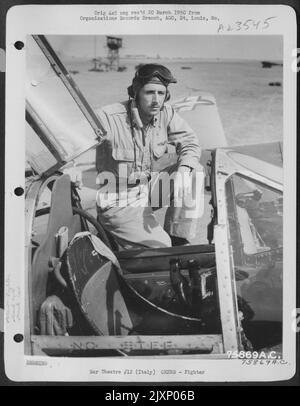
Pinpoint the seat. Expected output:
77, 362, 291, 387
31, 174, 82, 332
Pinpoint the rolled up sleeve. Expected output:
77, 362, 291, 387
167, 107, 201, 169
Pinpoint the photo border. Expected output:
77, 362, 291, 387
1, 1, 299, 385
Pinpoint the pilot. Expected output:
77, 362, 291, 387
95, 63, 204, 250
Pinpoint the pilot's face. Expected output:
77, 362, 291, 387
137, 83, 167, 118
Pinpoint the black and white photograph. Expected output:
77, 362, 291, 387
3, 4, 297, 382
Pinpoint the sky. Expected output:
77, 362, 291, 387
47, 35, 283, 61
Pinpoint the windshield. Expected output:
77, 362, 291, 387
26, 35, 104, 175
225, 173, 283, 349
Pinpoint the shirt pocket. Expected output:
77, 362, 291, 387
152, 134, 168, 159
111, 147, 135, 180
112, 148, 135, 162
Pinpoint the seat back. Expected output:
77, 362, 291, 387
31, 174, 81, 332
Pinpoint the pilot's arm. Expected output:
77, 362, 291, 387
166, 106, 201, 170
165, 106, 202, 198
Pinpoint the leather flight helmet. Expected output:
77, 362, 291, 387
127, 63, 177, 101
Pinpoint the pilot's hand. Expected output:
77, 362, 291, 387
39, 295, 73, 336
174, 165, 193, 204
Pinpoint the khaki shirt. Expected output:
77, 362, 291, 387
95, 100, 201, 184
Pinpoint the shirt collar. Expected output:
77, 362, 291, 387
152, 115, 159, 128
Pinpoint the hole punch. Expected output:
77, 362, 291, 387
14, 187, 24, 196
13, 333, 24, 343
14, 41, 24, 50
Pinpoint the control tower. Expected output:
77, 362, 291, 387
106, 36, 123, 71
